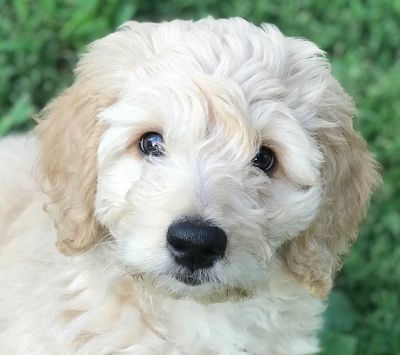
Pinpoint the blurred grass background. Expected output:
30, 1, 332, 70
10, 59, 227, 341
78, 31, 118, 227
1, 0, 399, 354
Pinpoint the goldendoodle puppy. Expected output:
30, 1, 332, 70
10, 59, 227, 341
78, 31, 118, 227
0, 18, 379, 354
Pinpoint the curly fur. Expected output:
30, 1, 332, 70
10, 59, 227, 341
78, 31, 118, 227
0, 18, 379, 354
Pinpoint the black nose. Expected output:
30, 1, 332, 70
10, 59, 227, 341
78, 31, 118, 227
166, 218, 227, 272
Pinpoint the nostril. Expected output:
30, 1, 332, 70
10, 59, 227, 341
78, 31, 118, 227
168, 238, 188, 253
202, 246, 221, 258
167, 235, 188, 253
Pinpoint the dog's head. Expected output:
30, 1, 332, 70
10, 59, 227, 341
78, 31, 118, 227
37, 18, 379, 298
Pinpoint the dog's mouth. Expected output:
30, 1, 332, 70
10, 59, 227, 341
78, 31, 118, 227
124, 266, 252, 302
167, 269, 252, 302
125, 266, 214, 287
173, 272, 202, 286
168, 267, 219, 287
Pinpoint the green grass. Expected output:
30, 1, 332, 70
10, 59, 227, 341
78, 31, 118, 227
1, 1, 399, 354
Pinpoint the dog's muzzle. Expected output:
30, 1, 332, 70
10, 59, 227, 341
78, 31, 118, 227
166, 218, 227, 283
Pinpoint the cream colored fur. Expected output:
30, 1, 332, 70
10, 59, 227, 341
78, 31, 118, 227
0, 18, 379, 354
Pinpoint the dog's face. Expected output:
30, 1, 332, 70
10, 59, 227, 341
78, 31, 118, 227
95, 73, 322, 295
38, 19, 379, 298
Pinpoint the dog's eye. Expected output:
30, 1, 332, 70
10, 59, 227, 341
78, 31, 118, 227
252, 146, 276, 173
139, 132, 164, 157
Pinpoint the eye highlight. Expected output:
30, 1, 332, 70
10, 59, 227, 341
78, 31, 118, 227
139, 132, 164, 157
252, 146, 276, 174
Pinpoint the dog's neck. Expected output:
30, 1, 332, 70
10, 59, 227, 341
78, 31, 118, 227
65, 248, 322, 354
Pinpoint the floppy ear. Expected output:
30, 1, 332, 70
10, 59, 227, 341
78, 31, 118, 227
284, 81, 380, 298
37, 83, 115, 255
35, 22, 160, 255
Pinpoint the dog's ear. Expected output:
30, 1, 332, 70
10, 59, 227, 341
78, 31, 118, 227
35, 22, 159, 255
284, 81, 380, 298
37, 83, 115, 255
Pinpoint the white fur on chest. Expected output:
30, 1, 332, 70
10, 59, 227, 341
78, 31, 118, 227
0, 201, 323, 355
60, 268, 323, 355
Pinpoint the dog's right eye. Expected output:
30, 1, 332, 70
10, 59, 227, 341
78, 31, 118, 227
139, 132, 164, 157
252, 146, 276, 174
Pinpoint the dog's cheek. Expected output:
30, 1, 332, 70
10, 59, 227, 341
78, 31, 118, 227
109, 170, 197, 270
265, 182, 321, 245
114, 212, 172, 272
95, 156, 144, 228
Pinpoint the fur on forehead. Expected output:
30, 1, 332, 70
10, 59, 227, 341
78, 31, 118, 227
78, 18, 329, 129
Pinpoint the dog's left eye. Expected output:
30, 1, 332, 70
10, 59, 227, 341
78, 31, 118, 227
139, 132, 164, 157
252, 146, 276, 174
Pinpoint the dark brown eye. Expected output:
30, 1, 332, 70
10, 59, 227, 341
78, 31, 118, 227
139, 132, 164, 157
252, 146, 276, 173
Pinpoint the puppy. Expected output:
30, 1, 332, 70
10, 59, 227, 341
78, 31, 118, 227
0, 18, 379, 354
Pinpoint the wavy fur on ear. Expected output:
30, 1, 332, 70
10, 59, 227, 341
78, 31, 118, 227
34, 22, 158, 256
36, 84, 115, 255
284, 81, 381, 298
